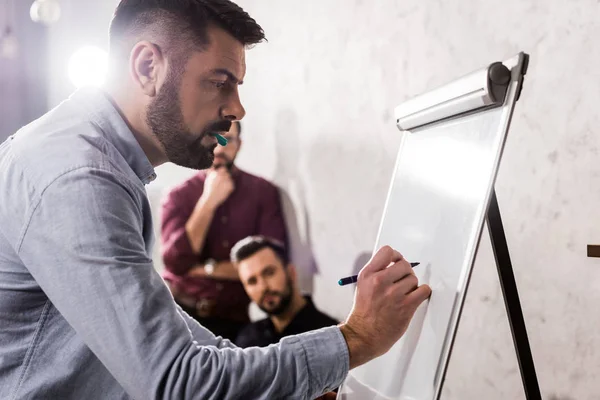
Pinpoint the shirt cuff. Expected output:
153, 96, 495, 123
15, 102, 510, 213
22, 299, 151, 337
296, 326, 350, 397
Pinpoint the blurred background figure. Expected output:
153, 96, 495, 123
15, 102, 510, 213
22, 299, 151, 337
160, 122, 288, 340
231, 235, 337, 348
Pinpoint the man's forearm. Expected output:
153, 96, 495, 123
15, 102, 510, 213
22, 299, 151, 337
339, 323, 376, 370
185, 197, 217, 253
188, 261, 240, 280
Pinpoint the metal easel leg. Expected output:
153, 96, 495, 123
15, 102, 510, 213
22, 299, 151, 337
486, 189, 542, 399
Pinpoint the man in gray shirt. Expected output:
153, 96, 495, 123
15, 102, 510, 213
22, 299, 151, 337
0, 1, 432, 399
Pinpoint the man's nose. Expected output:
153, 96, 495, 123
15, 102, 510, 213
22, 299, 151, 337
221, 89, 246, 122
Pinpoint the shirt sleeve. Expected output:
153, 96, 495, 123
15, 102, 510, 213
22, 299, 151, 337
257, 182, 288, 246
175, 304, 237, 349
18, 167, 349, 400
160, 186, 198, 275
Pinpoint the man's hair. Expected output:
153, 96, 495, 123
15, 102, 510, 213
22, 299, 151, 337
109, 0, 265, 61
231, 236, 289, 266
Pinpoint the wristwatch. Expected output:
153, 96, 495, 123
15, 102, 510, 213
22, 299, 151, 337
204, 258, 217, 275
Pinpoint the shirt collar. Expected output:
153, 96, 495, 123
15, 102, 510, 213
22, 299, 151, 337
70, 87, 157, 185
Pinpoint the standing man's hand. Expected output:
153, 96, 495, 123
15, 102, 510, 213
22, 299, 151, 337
340, 245, 432, 369
200, 167, 234, 209
185, 168, 234, 254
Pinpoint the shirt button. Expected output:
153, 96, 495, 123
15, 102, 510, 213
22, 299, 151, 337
222, 240, 229, 247
221, 216, 228, 224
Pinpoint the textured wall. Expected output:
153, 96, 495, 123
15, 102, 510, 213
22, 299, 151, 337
46, 0, 600, 398
231, 1, 600, 398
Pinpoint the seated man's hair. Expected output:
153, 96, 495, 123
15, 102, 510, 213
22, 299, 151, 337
230, 235, 289, 266
109, 0, 265, 63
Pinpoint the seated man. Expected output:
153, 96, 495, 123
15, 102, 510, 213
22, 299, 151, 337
161, 122, 287, 340
231, 235, 338, 348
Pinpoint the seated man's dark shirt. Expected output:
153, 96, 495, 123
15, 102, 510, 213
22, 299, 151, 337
235, 296, 338, 348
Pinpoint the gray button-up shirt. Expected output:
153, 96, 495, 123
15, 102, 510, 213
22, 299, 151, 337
0, 88, 349, 399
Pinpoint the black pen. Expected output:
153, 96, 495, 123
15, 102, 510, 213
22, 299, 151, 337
338, 262, 420, 286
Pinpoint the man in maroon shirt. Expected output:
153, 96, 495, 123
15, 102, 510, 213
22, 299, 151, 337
161, 121, 287, 339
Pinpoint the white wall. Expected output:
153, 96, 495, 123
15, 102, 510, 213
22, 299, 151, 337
47, 1, 600, 398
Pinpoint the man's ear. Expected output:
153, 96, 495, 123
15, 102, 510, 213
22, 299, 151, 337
129, 41, 165, 97
287, 263, 298, 282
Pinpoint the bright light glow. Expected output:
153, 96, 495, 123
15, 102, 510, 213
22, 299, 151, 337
68, 46, 108, 88
30, 0, 61, 25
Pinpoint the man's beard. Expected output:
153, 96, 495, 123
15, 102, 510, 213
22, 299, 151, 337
146, 71, 231, 170
258, 275, 294, 316
212, 154, 234, 170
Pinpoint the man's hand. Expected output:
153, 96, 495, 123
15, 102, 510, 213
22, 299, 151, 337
200, 168, 234, 209
185, 168, 234, 254
340, 245, 431, 369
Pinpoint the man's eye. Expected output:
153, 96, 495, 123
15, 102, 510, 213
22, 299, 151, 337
214, 81, 226, 88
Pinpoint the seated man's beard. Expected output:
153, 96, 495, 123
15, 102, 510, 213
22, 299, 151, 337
213, 154, 234, 170
259, 277, 294, 316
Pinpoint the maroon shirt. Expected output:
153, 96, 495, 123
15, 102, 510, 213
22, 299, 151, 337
160, 167, 287, 320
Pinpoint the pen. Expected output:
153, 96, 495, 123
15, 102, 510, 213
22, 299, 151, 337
212, 133, 228, 146
338, 262, 420, 286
